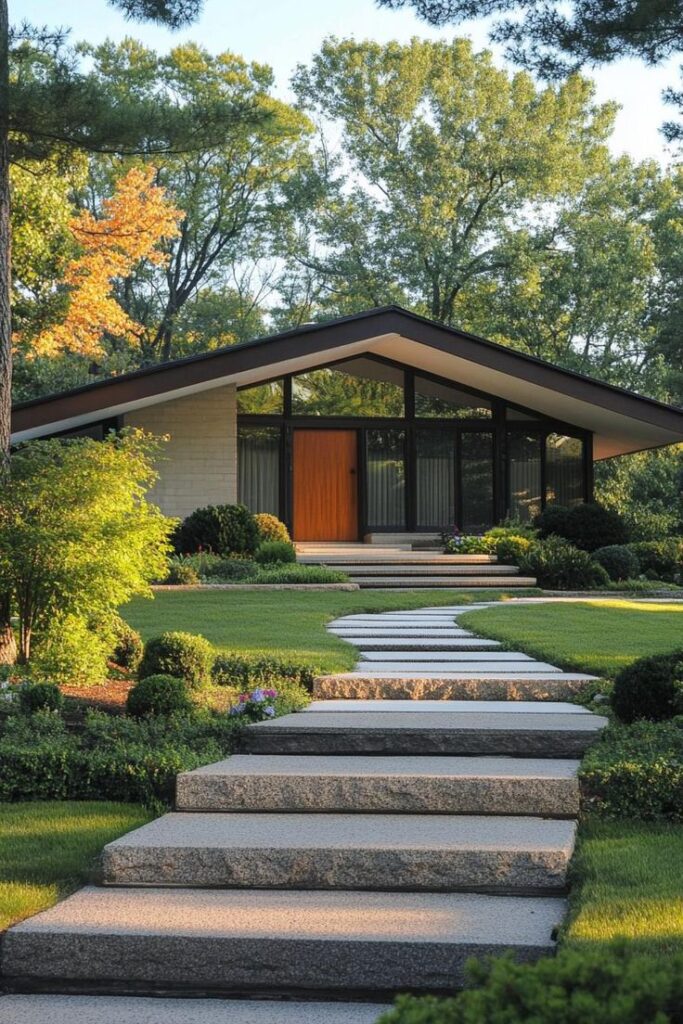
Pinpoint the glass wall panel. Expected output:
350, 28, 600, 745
366, 429, 406, 527
237, 380, 284, 414
292, 358, 404, 417
461, 431, 494, 533
507, 432, 542, 522
546, 434, 584, 507
416, 429, 456, 529
415, 376, 491, 418
238, 425, 280, 516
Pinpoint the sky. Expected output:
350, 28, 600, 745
18, 0, 680, 166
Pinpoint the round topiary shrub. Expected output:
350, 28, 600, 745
138, 631, 214, 689
627, 540, 683, 583
520, 536, 610, 590
254, 513, 290, 544
611, 649, 683, 723
174, 504, 259, 557
255, 540, 297, 565
535, 502, 628, 552
491, 534, 533, 565
126, 674, 193, 718
111, 621, 144, 672
18, 681, 63, 714
592, 544, 640, 582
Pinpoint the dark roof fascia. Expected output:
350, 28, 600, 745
11, 305, 683, 437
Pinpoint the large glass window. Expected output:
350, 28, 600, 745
366, 429, 406, 527
237, 380, 284, 414
415, 376, 491, 419
292, 358, 404, 417
546, 434, 584, 507
238, 425, 280, 516
416, 429, 456, 529
507, 432, 542, 522
461, 431, 494, 532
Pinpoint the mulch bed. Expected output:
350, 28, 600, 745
60, 680, 133, 713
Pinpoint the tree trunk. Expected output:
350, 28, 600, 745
0, 0, 11, 474
0, 591, 15, 665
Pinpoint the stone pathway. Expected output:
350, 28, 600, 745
316, 604, 598, 700
0, 604, 607, 1022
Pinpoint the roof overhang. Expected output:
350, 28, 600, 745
11, 307, 683, 459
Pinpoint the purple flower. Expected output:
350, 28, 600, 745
251, 688, 265, 702
263, 705, 276, 717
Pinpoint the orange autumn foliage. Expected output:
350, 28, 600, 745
31, 166, 182, 359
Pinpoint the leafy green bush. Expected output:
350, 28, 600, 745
176, 552, 257, 582
138, 631, 214, 689
535, 502, 629, 552
580, 720, 683, 821
627, 540, 683, 583
165, 557, 200, 585
126, 674, 193, 718
255, 540, 297, 565
252, 564, 350, 584
212, 652, 316, 694
488, 534, 533, 565
174, 503, 259, 557
377, 945, 683, 1023
111, 618, 143, 672
520, 536, 609, 589
30, 613, 112, 686
254, 513, 290, 544
442, 533, 490, 554
17, 682, 63, 714
485, 520, 538, 540
592, 544, 640, 582
611, 650, 683, 723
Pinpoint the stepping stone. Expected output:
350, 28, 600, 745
239, 709, 607, 757
328, 629, 472, 638
304, 700, 591, 713
102, 812, 576, 893
342, 638, 501, 649
2, 886, 565, 994
359, 650, 532, 661
314, 675, 596, 701
348, 662, 562, 674
177, 753, 581, 816
0, 995, 388, 1024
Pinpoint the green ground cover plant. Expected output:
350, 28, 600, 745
460, 600, 683, 678
123, 589, 539, 672
0, 801, 153, 931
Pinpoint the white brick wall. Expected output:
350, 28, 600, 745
123, 385, 237, 519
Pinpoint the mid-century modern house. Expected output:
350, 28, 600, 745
11, 307, 683, 542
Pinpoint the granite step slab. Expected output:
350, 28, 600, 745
176, 753, 581, 816
349, 662, 562, 674
304, 700, 590, 713
1, 886, 565, 995
102, 812, 576, 893
313, 675, 597, 701
0, 995, 389, 1024
239, 709, 607, 757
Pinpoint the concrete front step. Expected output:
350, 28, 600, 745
299, 554, 498, 565
176, 753, 581, 817
347, 577, 537, 588
313, 675, 597, 701
2, 886, 565, 995
239, 709, 606, 757
346, 662, 563, 674
326, 565, 518, 575
0, 995, 389, 1024
304, 700, 591, 713
102, 812, 576, 894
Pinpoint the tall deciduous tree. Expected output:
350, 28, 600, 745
289, 38, 614, 325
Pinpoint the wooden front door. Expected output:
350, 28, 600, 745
292, 430, 358, 541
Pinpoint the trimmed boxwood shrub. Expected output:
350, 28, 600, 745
627, 539, 683, 583
252, 564, 350, 584
174, 503, 259, 557
592, 544, 640, 582
254, 513, 290, 544
520, 536, 609, 590
488, 534, 533, 565
611, 650, 683, 723
138, 631, 214, 689
377, 946, 683, 1023
535, 502, 629, 552
580, 720, 683, 820
212, 653, 316, 694
255, 540, 297, 565
126, 674, 193, 718
18, 682, 63, 714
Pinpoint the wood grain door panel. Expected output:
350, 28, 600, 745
293, 430, 358, 541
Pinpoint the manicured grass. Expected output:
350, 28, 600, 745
123, 589, 537, 672
0, 801, 153, 930
460, 599, 683, 678
565, 819, 683, 955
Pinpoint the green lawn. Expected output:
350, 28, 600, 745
0, 801, 153, 931
565, 819, 683, 955
123, 588, 537, 672
460, 599, 683, 677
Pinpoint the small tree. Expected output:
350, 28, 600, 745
0, 428, 173, 665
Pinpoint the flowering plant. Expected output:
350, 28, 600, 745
228, 687, 278, 722
442, 528, 491, 555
